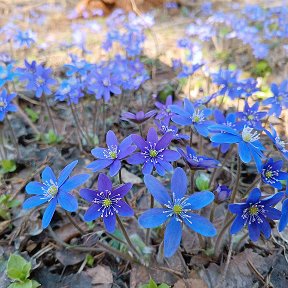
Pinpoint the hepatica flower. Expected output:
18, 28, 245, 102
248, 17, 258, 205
121, 110, 156, 124
236, 102, 267, 130
155, 95, 181, 122
177, 146, 219, 170
87, 130, 136, 177
138, 168, 216, 257
23, 160, 90, 228
265, 125, 288, 160
14, 30, 36, 48
80, 174, 133, 233
229, 188, 283, 241
170, 98, 213, 137
0, 89, 17, 121
209, 124, 265, 170
263, 82, 288, 117
260, 158, 288, 189
214, 184, 231, 203
127, 127, 180, 176
0, 64, 14, 87
155, 119, 189, 141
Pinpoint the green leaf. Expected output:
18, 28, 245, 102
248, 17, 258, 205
8, 279, 33, 288
31, 280, 41, 288
0, 160, 17, 174
42, 130, 63, 144
7, 254, 31, 282
158, 284, 170, 288
195, 173, 210, 191
25, 108, 39, 123
85, 254, 94, 267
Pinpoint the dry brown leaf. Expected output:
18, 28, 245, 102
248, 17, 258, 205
86, 265, 113, 287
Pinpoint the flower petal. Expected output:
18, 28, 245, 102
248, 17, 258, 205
109, 160, 121, 177
106, 130, 118, 147
144, 175, 170, 205
246, 188, 261, 204
186, 191, 214, 210
58, 191, 78, 212
155, 132, 173, 150
248, 222, 260, 242
60, 174, 90, 192
131, 134, 147, 150
80, 188, 98, 202
164, 217, 182, 258
126, 153, 145, 164
138, 208, 168, 228
23, 195, 48, 209
25, 181, 45, 195
86, 159, 113, 172
142, 162, 154, 174
265, 207, 281, 220
91, 148, 108, 159
147, 127, 158, 144
84, 204, 102, 221
113, 183, 132, 197
171, 168, 187, 199
103, 214, 116, 233
279, 198, 288, 232
117, 200, 134, 216
230, 215, 245, 234
58, 160, 78, 186
238, 141, 251, 163
42, 198, 57, 229
98, 173, 112, 191
42, 166, 57, 184
162, 150, 180, 161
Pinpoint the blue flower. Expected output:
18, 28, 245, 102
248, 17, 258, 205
0, 64, 14, 88
121, 110, 156, 124
262, 82, 288, 117
170, 98, 213, 137
87, 130, 136, 177
138, 168, 216, 257
0, 89, 17, 121
177, 146, 219, 170
214, 184, 231, 203
229, 188, 283, 241
260, 158, 288, 189
211, 69, 243, 99
23, 160, 90, 229
80, 174, 133, 233
177, 63, 203, 78
127, 127, 180, 176
236, 102, 267, 130
212, 109, 243, 153
264, 125, 288, 160
240, 78, 259, 97
155, 95, 181, 122
18, 62, 57, 98
14, 30, 36, 48
64, 58, 92, 77
209, 124, 265, 170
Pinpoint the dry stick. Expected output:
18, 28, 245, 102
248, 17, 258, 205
6, 117, 20, 159
69, 104, 84, 152
116, 215, 141, 258
43, 94, 57, 134
14, 101, 40, 135
73, 103, 91, 144
64, 211, 85, 235
0, 124, 7, 160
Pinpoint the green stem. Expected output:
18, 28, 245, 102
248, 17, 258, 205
116, 215, 141, 258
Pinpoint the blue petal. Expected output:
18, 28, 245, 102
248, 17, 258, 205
126, 153, 145, 164
186, 191, 214, 210
106, 130, 118, 147
60, 174, 90, 192
86, 159, 113, 172
279, 198, 288, 232
230, 215, 245, 234
210, 133, 239, 144
84, 204, 102, 221
42, 198, 57, 229
171, 168, 187, 199
25, 181, 45, 195
98, 173, 112, 191
138, 208, 168, 228
109, 159, 121, 176
238, 141, 251, 163
183, 213, 216, 237
147, 127, 158, 144
259, 216, 271, 239
246, 188, 261, 204
229, 203, 246, 214
248, 222, 260, 242
91, 148, 107, 159
162, 150, 180, 161
164, 217, 182, 258
171, 115, 192, 126
42, 166, 57, 184
80, 188, 98, 202
58, 160, 78, 186
155, 163, 166, 176
103, 214, 116, 233
142, 162, 154, 174
112, 183, 132, 197
58, 191, 78, 212
23, 195, 48, 209
265, 207, 281, 220
144, 175, 171, 205
117, 200, 134, 216
156, 132, 173, 150
118, 145, 136, 159
159, 161, 173, 173
261, 192, 284, 206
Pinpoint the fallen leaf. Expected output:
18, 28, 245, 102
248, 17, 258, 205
121, 168, 142, 184
85, 265, 113, 287
55, 250, 86, 266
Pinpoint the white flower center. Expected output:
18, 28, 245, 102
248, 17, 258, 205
241, 126, 259, 143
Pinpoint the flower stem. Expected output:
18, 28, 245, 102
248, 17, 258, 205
65, 211, 85, 235
189, 127, 193, 147
190, 169, 195, 193
6, 116, 20, 159
116, 215, 141, 258
43, 94, 57, 134
145, 195, 154, 244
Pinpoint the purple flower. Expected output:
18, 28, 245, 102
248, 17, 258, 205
23, 160, 90, 229
229, 188, 283, 241
14, 30, 36, 48
264, 125, 288, 160
177, 64, 203, 78
87, 131, 136, 177
127, 127, 180, 176
177, 146, 219, 170
155, 95, 181, 122
214, 184, 231, 203
0, 64, 14, 88
260, 158, 288, 189
121, 110, 156, 124
80, 174, 133, 233
170, 98, 213, 137
138, 168, 216, 257
0, 89, 17, 121
236, 102, 267, 130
